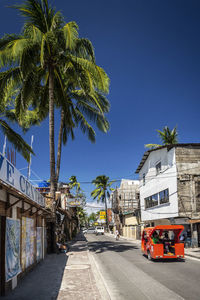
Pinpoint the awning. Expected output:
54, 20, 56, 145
188, 219, 200, 224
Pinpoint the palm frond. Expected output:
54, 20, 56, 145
62, 21, 79, 51
0, 119, 34, 162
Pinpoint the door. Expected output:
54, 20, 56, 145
197, 223, 200, 247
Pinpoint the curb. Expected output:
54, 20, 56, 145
185, 254, 200, 260
87, 250, 111, 300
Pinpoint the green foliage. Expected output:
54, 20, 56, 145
68, 175, 81, 193
91, 175, 115, 203
0, 0, 111, 181
145, 126, 178, 149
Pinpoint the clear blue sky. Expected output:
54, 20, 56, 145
0, 0, 200, 202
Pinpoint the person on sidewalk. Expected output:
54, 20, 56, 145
115, 229, 120, 240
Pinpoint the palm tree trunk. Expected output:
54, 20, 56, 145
55, 109, 65, 185
49, 65, 56, 207
104, 189, 108, 231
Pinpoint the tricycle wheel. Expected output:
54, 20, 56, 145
147, 251, 152, 261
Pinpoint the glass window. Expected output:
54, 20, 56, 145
145, 194, 158, 208
156, 162, 161, 175
143, 174, 145, 186
152, 193, 158, 206
159, 189, 169, 204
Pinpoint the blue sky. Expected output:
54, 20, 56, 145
0, 0, 200, 206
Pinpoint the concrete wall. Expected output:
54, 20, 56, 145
124, 215, 138, 226
139, 147, 179, 222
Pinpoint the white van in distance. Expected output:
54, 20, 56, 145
95, 226, 104, 235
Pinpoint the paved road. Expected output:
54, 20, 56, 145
86, 234, 200, 300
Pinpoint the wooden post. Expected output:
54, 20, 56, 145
0, 216, 6, 296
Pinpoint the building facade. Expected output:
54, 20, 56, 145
0, 152, 50, 296
111, 179, 140, 238
136, 144, 200, 247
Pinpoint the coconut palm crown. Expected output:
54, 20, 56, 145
91, 175, 115, 230
145, 126, 178, 149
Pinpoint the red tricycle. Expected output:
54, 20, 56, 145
141, 225, 185, 260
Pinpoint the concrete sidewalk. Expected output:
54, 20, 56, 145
2, 233, 109, 300
106, 232, 200, 259
57, 233, 109, 300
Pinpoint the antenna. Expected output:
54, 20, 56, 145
27, 135, 34, 180
2, 135, 7, 156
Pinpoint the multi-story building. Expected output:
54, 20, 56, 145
111, 179, 140, 239
136, 143, 200, 247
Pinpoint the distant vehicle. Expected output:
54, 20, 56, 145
87, 227, 96, 234
95, 226, 104, 235
141, 225, 185, 261
82, 228, 87, 234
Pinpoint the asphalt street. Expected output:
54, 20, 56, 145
86, 234, 200, 300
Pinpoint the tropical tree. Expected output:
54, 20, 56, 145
0, 0, 110, 201
145, 126, 178, 149
77, 207, 88, 227
68, 175, 81, 194
91, 175, 115, 230
88, 212, 97, 225
0, 98, 33, 161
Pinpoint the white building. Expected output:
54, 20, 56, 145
136, 144, 200, 247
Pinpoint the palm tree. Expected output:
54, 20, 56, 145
68, 175, 81, 194
145, 126, 178, 149
91, 175, 115, 230
0, 0, 110, 200
0, 98, 33, 162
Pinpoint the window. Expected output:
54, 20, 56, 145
145, 193, 158, 209
156, 162, 161, 175
145, 188, 169, 209
152, 193, 158, 206
143, 174, 145, 186
159, 189, 169, 204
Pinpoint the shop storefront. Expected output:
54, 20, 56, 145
0, 152, 50, 296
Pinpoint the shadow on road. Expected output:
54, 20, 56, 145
87, 240, 139, 254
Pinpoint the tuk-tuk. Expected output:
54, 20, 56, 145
141, 225, 184, 260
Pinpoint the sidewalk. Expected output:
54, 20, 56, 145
185, 247, 200, 259
57, 232, 109, 300
105, 232, 200, 259
2, 233, 108, 300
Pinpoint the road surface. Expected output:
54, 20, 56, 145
87, 234, 200, 300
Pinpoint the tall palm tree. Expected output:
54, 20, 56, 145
0, 0, 110, 200
91, 175, 115, 230
145, 126, 178, 149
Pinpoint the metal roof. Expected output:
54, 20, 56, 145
135, 143, 200, 174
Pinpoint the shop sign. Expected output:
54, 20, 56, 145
100, 216, 106, 220
100, 211, 106, 216
0, 152, 44, 207
67, 199, 82, 207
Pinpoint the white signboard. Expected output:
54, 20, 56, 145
0, 152, 44, 207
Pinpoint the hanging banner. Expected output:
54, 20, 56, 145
6, 218, 21, 281
0, 152, 44, 206
21, 217, 26, 271
36, 227, 43, 262
26, 218, 35, 268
